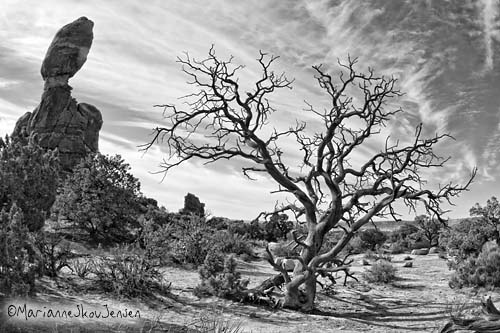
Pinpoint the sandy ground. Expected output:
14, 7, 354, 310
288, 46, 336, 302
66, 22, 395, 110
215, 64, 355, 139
1, 253, 496, 332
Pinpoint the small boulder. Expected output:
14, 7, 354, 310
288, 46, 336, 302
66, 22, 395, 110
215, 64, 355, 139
428, 247, 440, 254
272, 257, 298, 272
403, 261, 413, 268
274, 256, 284, 270
411, 249, 429, 255
292, 260, 304, 276
282, 259, 296, 271
267, 242, 281, 255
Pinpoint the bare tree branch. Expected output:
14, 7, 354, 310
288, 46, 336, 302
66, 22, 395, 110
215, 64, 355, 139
145, 48, 475, 311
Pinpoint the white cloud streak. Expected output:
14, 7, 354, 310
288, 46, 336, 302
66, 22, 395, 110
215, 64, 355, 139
478, 0, 500, 70
0, 0, 498, 219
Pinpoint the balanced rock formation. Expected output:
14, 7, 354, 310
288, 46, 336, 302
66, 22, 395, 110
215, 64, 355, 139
13, 17, 102, 170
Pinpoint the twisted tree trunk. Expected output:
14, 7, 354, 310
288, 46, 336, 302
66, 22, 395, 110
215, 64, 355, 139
282, 271, 316, 311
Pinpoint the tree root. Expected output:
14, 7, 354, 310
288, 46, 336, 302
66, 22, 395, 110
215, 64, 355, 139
440, 296, 500, 332
238, 274, 285, 308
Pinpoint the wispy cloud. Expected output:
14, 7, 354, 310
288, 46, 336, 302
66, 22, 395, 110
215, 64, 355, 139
478, 0, 499, 70
0, 0, 499, 219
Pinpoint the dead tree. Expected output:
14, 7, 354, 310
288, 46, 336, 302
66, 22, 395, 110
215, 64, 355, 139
144, 47, 475, 311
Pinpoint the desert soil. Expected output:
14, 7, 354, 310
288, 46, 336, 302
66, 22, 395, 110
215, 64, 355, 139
1, 252, 497, 332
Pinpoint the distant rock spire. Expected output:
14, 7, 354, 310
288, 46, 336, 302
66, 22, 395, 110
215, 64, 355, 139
13, 17, 103, 171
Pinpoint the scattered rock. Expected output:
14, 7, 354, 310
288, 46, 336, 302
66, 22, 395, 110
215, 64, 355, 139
403, 261, 413, 268
292, 259, 304, 276
12, 17, 102, 171
428, 247, 440, 254
267, 242, 281, 255
273, 257, 298, 271
282, 258, 296, 271
411, 249, 429, 255
274, 257, 284, 270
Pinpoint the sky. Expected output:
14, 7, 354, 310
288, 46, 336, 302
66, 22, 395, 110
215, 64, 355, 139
0, 0, 499, 221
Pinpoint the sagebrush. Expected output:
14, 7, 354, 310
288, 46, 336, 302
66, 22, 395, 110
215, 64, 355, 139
194, 251, 249, 300
362, 260, 397, 283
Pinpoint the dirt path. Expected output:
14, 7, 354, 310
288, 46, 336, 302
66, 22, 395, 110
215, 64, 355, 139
2, 253, 496, 332
156, 253, 496, 332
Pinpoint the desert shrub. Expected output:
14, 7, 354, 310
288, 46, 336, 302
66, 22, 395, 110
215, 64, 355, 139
142, 204, 175, 227
359, 229, 387, 251
169, 215, 255, 266
228, 219, 264, 240
207, 216, 230, 230
52, 153, 143, 244
247, 220, 265, 240
449, 243, 500, 289
228, 218, 294, 242
194, 251, 249, 300
442, 201, 500, 289
0, 205, 39, 296
168, 215, 255, 266
262, 213, 293, 242
239, 253, 253, 262
376, 252, 393, 262
389, 224, 419, 252
389, 239, 408, 254
364, 249, 392, 262
390, 224, 419, 242
410, 239, 431, 250
440, 218, 492, 261
362, 260, 397, 283
212, 231, 254, 257
470, 196, 500, 245
34, 231, 73, 277
227, 220, 251, 237
137, 217, 174, 265
70, 258, 92, 279
345, 235, 366, 254
363, 250, 378, 260
171, 218, 213, 266
91, 244, 169, 297
0, 135, 60, 231
190, 309, 245, 333
345, 229, 387, 254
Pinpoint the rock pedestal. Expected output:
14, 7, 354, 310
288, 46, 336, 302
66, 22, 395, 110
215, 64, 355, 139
13, 17, 102, 170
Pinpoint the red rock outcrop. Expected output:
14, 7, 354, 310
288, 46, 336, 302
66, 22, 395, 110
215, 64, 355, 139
13, 17, 102, 170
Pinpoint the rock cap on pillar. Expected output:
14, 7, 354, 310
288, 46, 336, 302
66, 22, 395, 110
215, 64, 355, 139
41, 16, 94, 88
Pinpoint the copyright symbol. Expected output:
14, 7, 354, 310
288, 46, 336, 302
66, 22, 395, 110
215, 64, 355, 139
7, 305, 16, 317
